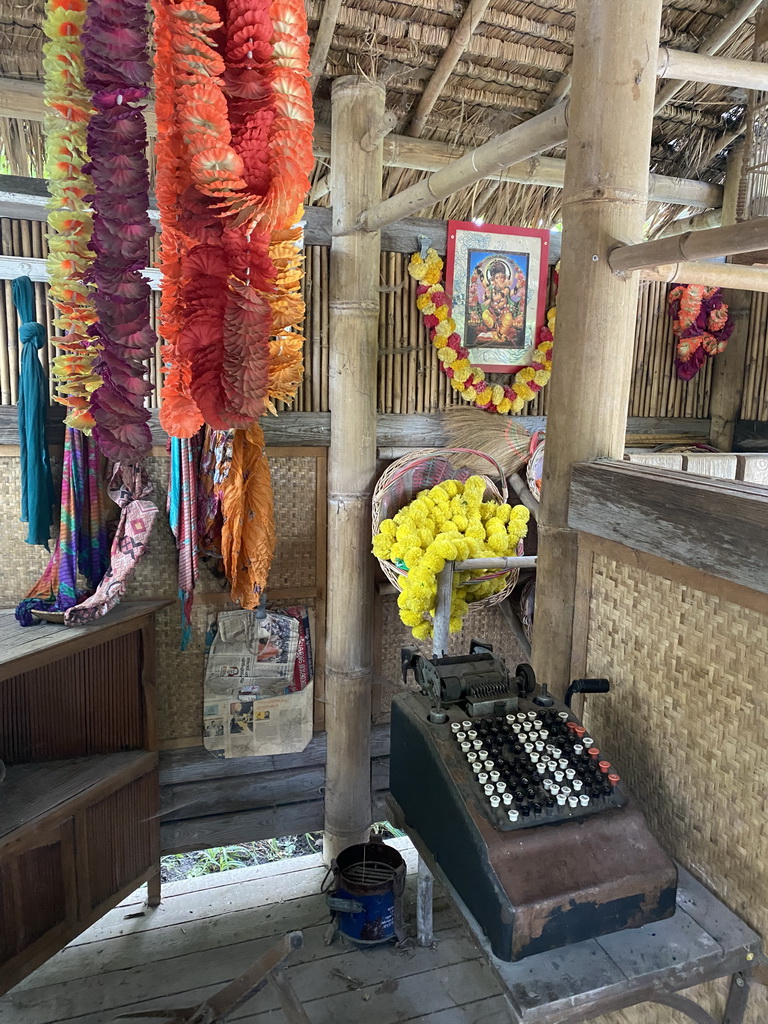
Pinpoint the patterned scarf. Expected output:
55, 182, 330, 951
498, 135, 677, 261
16, 427, 110, 625
65, 463, 158, 625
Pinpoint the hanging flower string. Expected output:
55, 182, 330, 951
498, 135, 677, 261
42, 0, 102, 430
82, 0, 156, 462
408, 248, 553, 414
667, 283, 734, 381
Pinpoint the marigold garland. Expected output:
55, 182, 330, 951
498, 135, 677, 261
372, 476, 529, 640
42, 0, 101, 431
408, 248, 553, 414
667, 283, 734, 381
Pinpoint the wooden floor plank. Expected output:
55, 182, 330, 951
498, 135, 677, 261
3, 923, 486, 1024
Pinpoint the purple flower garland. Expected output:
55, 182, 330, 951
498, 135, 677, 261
667, 284, 734, 382
82, 0, 156, 461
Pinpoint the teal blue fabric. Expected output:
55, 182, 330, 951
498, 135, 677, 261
15, 276, 55, 548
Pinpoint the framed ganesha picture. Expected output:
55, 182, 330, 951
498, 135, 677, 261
445, 220, 550, 372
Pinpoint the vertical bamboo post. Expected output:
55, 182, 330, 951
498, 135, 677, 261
709, 142, 751, 451
531, 0, 662, 698
323, 76, 384, 862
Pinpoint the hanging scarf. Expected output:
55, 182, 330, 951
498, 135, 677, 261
220, 422, 275, 609
198, 427, 234, 562
168, 435, 201, 649
16, 427, 109, 625
14, 276, 56, 548
65, 463, 158, 625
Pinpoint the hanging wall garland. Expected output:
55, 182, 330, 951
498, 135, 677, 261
667, 283, 733, 381
408, 248, 553, 414
155, 0, 313, 437
83, 0, 156, 462
42, 0, 101, 431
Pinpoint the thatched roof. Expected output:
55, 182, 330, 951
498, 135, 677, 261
0, 0, 755, 231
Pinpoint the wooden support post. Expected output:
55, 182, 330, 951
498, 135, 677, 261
323, 77, 384, 863
710, 142, 752, 451
531, 0, 663, 697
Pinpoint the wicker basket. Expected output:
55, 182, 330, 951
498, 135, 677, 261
371, 447, 522, 607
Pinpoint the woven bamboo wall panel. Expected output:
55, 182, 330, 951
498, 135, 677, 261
1, 220, 764, 420
580, 554, 768, 1024
0, 450, 321, 744
373, 593, 528, 723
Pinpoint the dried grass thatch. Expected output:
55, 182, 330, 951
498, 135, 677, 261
0, 0, 756, 231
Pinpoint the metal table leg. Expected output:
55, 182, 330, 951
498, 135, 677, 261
647, 973, 751, 1024
417, 855, 434, 947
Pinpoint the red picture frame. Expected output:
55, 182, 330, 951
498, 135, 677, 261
445, 220, 550, 373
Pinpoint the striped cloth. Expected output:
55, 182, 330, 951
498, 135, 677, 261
168, 435, 201, 650
16, 427, 110, 626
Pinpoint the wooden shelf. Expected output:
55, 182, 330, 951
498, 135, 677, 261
1, 751, 157, 842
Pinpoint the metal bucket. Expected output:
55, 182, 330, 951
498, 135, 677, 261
325, 839, 406, 945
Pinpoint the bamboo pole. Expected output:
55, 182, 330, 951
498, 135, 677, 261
609, 217, 768, 273
656, 208, 722, 238
406, 0, 493, 138
658, 47, 768, 93
323, 76, 384, 862
312, 127, 723, 209
708, 143, 754, 450
358, 103, 570, 232
531, 0, 662, 698
654, 0, 763, 114
308, 0, 344, 95
640, 261, 768, 292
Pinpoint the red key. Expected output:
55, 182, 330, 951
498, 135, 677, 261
608, 773, 620, 786
599, 760, 611, 774
588, 747, 600, 759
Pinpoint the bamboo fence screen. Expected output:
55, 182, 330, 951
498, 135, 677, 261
0, 218, 766, 422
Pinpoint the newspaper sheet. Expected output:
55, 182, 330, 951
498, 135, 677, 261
202, 607, 313, 757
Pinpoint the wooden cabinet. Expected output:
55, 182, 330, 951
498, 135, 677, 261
0, 601, 169, 994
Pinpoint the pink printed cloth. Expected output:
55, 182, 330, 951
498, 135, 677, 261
65, 462, 158, 625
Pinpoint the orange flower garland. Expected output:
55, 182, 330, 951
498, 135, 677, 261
155, 0, 312, 434
409, 248, 553, 414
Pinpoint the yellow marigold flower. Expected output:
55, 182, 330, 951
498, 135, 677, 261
423, 268, 441, 285
539, 340, 553, 354
413, 622, 432, 640
400, 610, 424, 628
477, 389, 493, 406
452, 367, 472, 385
372, 535, 392, 559
516, 383, 534, 402
491, 385, 505, 405
543, 360, 552, 372
380, 519, 396, 537
534, 369, 550, 386
439, 480, 461, 497
444, 318, 456, 333
437, 346, 456, 364
464, 477, 485, 502
416, 294, 430, 311
434, 320, 452, 338
434, 305, 449, 322
463, 387, 477, 402
510, 505, 530, 522
511, 397, 525, 413
517, 367, 535, 383
496, 397, 512, 414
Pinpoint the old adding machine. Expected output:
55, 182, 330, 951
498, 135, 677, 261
390, 639, 677, 962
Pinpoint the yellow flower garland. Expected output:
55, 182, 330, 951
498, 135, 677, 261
409, 248, 553, 414
373, 476, 529, 641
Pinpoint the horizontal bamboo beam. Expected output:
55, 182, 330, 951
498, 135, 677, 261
609, 217, 768, 272
656, 208, 722, 237
454, 555, 538, 572
659, 46, 768, 92
312, 126, 722, 208
654, 0, 763, 114
357, 103, 570, 232
641, 260, 768, 292
0, 74, 723, 211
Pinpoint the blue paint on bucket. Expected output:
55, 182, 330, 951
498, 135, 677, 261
325, 840, 406, 945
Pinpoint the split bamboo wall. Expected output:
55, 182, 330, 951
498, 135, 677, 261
0, 219, 765, 421
574, 540, 768, 1024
